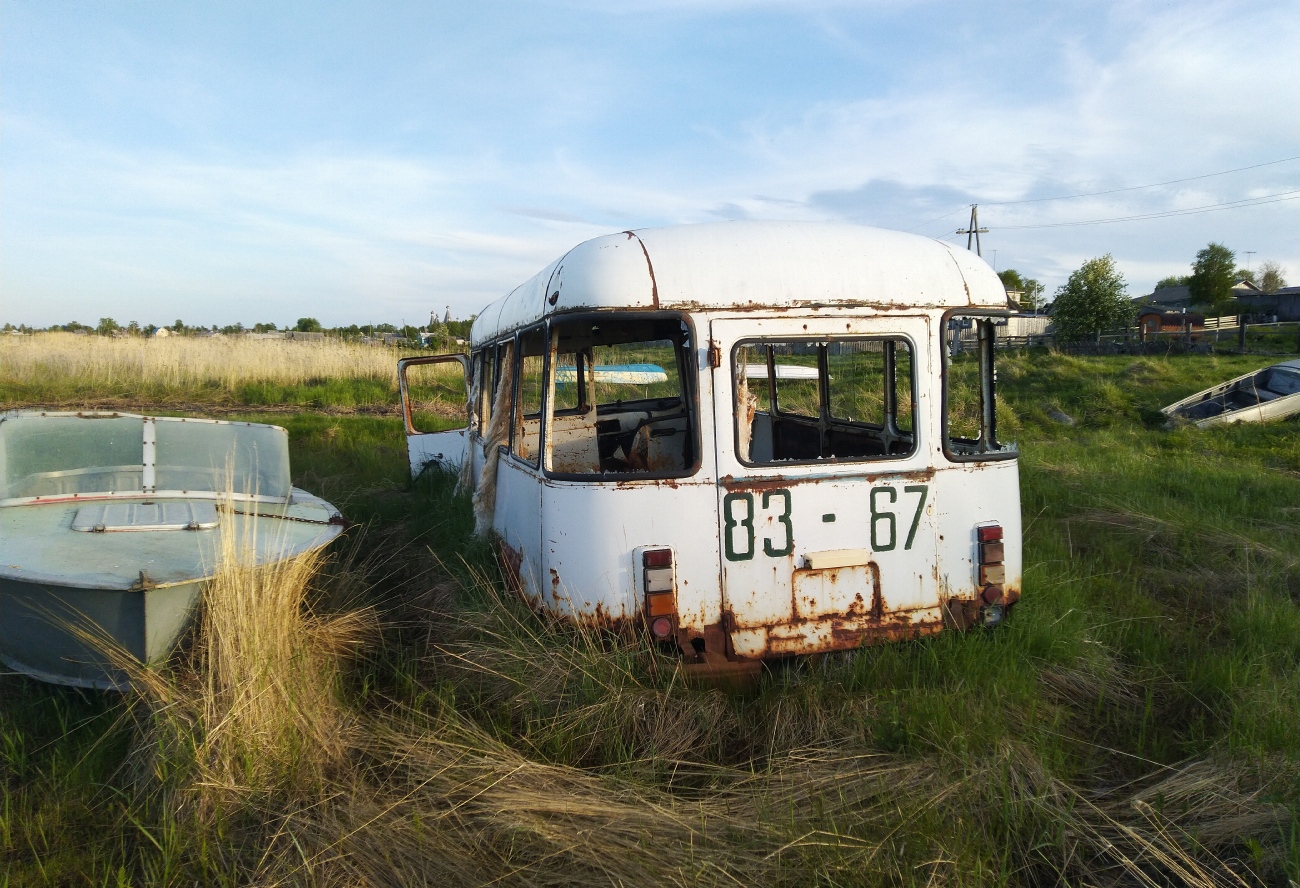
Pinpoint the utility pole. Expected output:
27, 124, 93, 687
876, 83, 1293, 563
1245, 251, 1256, 277
957, 205, 988, 256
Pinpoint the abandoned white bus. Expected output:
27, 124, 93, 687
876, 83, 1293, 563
400, 221, 1021, 674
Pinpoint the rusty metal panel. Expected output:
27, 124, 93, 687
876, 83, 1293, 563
536, 479, 721, 629
791, 564, 877, 621
710, 315, 949, 658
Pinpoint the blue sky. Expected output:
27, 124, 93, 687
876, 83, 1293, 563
3, 0, 1297, 328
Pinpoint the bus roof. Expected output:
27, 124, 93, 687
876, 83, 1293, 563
470, 221, 1008, 345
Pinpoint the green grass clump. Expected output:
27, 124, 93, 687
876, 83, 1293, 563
3, 350, 1300, 885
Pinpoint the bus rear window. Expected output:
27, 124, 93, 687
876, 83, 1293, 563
734, 338, 916, 465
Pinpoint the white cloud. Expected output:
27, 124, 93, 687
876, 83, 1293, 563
3, 0, 1296, 324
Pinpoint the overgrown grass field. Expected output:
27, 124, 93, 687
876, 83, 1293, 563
0, 332, 465, 412
2, 344, 1299, 886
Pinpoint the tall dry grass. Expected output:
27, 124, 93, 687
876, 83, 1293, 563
111, 531, 1292, 887
0, 332, 452, 398
124, 512, 375, 828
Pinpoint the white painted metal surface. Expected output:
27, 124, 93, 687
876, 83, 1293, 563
470, 221, 1007, 345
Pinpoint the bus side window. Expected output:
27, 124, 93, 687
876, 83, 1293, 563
512, 328, 546, 467
476, 350, 494, 437
545, 316, 697, 477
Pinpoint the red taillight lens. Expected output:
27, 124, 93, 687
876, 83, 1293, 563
643, 548, 673, 568
977, 524, 1003, 543
650, 616, 674, 639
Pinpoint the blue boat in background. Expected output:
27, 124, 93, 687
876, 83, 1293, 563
555, 364, 668, 385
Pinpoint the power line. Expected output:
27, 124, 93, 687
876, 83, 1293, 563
991, 189, 1300, 230
982, 156, 1300, 206
904, 205, 970, 233
903, 155, 1300, 233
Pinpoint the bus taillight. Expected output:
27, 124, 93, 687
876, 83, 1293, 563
976, 523, 1005, 607
643, 548, 677, 638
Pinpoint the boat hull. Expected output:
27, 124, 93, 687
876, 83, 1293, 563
0, 493, 343, 690
0, 577, 203, 690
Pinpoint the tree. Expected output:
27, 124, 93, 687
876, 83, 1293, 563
1154, 275, 1189, 290
1235, 268, 1256, 284
1020, 279, 1046, 312
295, 317, 323, 333
997, 269, 1026, 291
997, 269, 1045, 311
1187, 242, 1237, 314
1049, 254, 1132, 341
96, 317, 120, 336
1259, 261, 1287, 294
253, 322, 278, 333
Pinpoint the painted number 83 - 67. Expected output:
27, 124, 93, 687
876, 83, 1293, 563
722, 484, 929, 562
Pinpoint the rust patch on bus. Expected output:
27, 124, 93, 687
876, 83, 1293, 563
719, 467, 936, 491
498, 539, 523, 597
624, 230, 660, 309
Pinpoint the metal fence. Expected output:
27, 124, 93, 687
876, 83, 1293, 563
987, 318, 1300, 355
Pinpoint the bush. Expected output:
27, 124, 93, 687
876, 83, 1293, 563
1049, 255, 1132, 341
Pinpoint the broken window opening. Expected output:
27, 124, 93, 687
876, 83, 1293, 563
511, 328, 547, 467
734, 338, 916, 465
944, 315, 1016, 459
544, 315, 697, 477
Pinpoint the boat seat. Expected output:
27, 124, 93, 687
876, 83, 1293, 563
1262, 369, 1300, 396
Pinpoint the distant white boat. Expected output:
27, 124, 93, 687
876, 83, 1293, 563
1162, 359, 1300, 427
556, 363, 668, 385
743, 363, 820, 380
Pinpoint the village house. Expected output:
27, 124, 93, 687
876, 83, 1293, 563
1233, 285, 1300, 322
1137, 309, 1205, 335
1137, 279, 1262, 313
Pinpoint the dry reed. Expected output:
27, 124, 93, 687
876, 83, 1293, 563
126, 507, 376, 815
107, 518, 1289, 886
0, 331, 451, 395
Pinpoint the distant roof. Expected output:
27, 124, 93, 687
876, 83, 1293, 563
1139, 279, 1264, 308
470, 221, 1007, 344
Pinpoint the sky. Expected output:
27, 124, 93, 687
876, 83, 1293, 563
2, 0, 1297, 329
